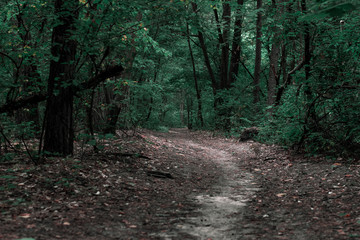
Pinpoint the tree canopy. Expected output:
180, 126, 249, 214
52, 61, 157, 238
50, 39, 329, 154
0, 0, 359, 160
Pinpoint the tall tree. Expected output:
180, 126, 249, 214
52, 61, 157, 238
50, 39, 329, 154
267, 0, 283, 107
43, 0, 79, 156
253, 0, 263, 104
229, 0, 245, 85
186, 23, 204, 127
191, 2, 218, 96
218, 1, 231, 89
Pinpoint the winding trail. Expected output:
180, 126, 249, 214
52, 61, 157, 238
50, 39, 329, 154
146, 128, 260, 239
1, 128, 357, 240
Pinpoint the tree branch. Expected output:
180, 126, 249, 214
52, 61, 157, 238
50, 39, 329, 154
0, 52, 19, 68
275, 59, 305, 105
74, 64, 124, 92
0, 64, 124, 114
0, 94, 46, 114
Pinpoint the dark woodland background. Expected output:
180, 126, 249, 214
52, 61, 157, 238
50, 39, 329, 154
0, 0, 359, 161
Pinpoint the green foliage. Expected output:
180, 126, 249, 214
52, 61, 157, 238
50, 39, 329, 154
307, 1, 358, 19
0, 153, 16, 162
258, 87, 304, 147
0, 0, 358, 160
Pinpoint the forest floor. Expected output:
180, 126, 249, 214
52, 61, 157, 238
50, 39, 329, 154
0, 128, 359, 240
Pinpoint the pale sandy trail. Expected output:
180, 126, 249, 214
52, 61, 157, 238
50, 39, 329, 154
149, 129, 260, 239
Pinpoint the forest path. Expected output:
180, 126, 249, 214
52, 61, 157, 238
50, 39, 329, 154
140, 128, 359, 240
143, 128, 260, 239
1, 128, 358, 240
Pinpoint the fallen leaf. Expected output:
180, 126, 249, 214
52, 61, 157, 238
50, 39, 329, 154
18, 213, 31, 219
276, 193, 286, 197
26, 224, 36, 229
63, 222, 70, 226
122, 220, 131, 225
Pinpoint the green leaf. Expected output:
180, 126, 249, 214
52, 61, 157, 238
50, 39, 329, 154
349, 234, 360, 238
321, 3, 355, 17
105, 133, 114, 139
0, 175, 17, 179
303, 3, 356, 21
87, 139, 97, 146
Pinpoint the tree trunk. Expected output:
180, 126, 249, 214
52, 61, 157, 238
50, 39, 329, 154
186, 97, 193, 130
253, 0, 263, 104
229, 0, 245, 85
191, 3, 218, 97
219, 1, 231, 89
267, 0, 284, 107
302, 0, 311, 84
298, 0, 314, 149
104, 57, 134, 134
104, 13, 141, 134
267, 40, 281, 106
280, 44, 287, 87
186, 24, 204, 127
43, 0, 78, 156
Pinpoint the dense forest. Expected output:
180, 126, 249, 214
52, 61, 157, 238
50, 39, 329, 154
0, 0, 359, 161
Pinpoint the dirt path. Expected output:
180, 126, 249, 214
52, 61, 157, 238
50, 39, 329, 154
145, 129, 259, 239
1, 128, 359, 240
142, 128, 359, 240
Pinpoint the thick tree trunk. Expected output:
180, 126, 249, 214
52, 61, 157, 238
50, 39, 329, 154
44, 89, 75, 156
43, 0, 78, 156
253, 0, 263, 104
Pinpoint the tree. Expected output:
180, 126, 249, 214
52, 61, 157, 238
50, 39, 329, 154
253, 0, 263, 104
266, 0, 283, 107
42, 0, 79, 156
0, 0, 358, 160
229, 0, 245, 85
186, 23, 204, 127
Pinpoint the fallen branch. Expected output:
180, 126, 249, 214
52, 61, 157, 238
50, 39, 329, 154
147, 170, 174, 179
108, 152, 150, 159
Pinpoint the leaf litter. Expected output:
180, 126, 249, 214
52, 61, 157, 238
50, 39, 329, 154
0, 128, 359, 239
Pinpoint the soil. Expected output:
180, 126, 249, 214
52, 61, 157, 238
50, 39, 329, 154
0, 128, 359, 240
